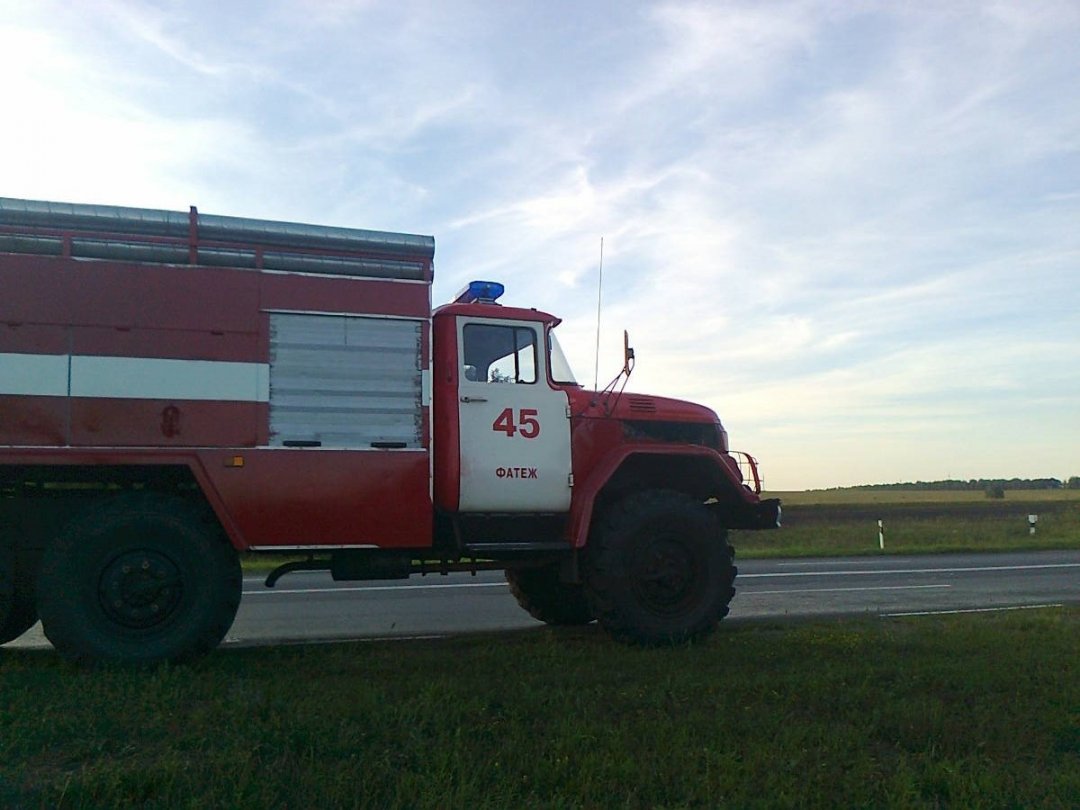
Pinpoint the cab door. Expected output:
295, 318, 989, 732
456, 317, 572, 512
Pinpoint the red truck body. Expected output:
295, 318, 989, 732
0, 197, 779, 664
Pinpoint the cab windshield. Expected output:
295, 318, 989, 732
549, 329, 578, 385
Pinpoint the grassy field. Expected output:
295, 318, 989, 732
2, 608, 1078, 808
732, 487, 1080, 558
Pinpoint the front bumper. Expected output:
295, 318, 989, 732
712, 497, 782, 530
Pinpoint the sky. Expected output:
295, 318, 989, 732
2, 0, 1077, 490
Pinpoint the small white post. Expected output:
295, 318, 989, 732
1028, 514, 1038, 536
878, 519, 885, 550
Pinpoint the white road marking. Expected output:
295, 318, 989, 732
741, 562, 1080, 578
885, 603, 1064, 617
244, 561, 1079, 595
775, 559, 892, 567
224, 633, 448, 646
244, 581, 508, 595
742, 584, 951, 596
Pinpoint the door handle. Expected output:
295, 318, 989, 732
460, 396, 488, 403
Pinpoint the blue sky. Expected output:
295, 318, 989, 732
3, 0, 1077, 489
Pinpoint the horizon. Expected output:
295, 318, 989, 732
774, 475, 1079, 492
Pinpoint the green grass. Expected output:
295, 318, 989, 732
734, 488, 1080, 558
2, 608, 1078, 808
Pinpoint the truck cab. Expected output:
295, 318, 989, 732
432, 280, 778, 543
425, 280, 779, 645
432, 282, 574, 517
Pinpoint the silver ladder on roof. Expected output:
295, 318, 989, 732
0, 196, 435, 281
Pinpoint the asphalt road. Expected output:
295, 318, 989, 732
8, 549, 1080, 651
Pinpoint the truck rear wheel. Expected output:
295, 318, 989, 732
36, 495, 242, 666
505, 565, 595, 626
585, 490, 736, 646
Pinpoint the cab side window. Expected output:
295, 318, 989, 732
462, 324, 537, 384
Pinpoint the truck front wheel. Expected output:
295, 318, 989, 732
586, 490, 736, 646
36, 495, 242, 666
505, 565, 595, 626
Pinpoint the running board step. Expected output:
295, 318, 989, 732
463, 542, 571, 554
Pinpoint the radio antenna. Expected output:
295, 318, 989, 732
593, 236, 604, 391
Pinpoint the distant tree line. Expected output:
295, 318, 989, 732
850, 477, 1080, 491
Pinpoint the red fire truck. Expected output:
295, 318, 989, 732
0, 196, 779, 665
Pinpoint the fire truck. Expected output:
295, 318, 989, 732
0, 196, 780, 665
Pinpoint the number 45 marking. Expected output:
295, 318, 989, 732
492, 408, 541, 439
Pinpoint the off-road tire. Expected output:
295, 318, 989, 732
585, 489, 736, 646
505, 565, 595, 626
36, 494, 242, 666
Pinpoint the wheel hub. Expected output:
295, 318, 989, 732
632, 538, 699, 614
99, 550, 183, 629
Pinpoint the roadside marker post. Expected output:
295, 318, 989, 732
1029, 515, 1038, 536
878, 519, 885, 550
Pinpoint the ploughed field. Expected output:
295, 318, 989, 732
733, 488, 1080, 558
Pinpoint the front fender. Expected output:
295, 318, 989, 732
566, 444, 765, 548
